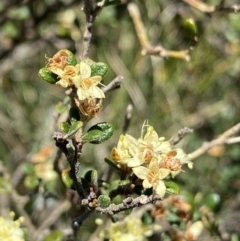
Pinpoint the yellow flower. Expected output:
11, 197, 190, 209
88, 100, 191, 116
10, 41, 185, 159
72, 62, 105, 100
99, 217, 153, 241
132, 159, 170, 197
0, 212, 25, 241
50, 65, 77, 88
110, 134, 135, 166
128, 125, 171, 167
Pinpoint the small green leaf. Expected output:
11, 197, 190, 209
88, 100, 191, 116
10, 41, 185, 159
104, 158, 120, 171
84, 170, 98, 192
44, 230, 64, 241
202, 193, 221, 211
124, 208, 132, 215
98, 195, 111, 208
24, 176, 39, 190
55, 102, 68, 114
182, 18, 197, 38
90, 62, 108, 77
165, 181, 180, 195
141, 211, 154, 225
65, 50, 77, 66
39, 67, 58, 84
118, 179, 130, 187
69, 107, 80, 123
23, 163, 35, 175
61, 169, 73, 188
82, 122, 114, 144
59, 122, 70, 134
67, 121, 83, 138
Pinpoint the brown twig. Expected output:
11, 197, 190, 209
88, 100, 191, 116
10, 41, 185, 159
185, 122, 240, 162
127, 3, 190, 61
81, 0, 106, 58
170, 127, 193, 146
94, 195, 162, 215
102, 75, 124, 93
182, 0, 240, 14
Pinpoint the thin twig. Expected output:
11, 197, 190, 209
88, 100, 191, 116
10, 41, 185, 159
95, 195, 162, 215
122, 104, 133, 134
127, 3, 190, 61
170, 127, 193, 146
102, 75, 124, 93
33, 200, 71, 240
182, 0, 240, 14
185, 122, 240, 162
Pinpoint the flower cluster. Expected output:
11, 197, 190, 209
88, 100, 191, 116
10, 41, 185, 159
110, 123, 192, 197
98, 217, 159, 241
45, 50, 106, 119
0, 212, 25, 241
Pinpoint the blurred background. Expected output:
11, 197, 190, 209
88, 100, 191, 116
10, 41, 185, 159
0, 0, 240, 240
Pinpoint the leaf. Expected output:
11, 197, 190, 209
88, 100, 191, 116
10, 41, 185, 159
90, 62, 108, 77
54, 100, 69, 114
84, 170, 98, 192
118, 179, 130, 187
98, 195, 111, 208
59, 122, 70, 134
65, 50, 77, 66
67, 121, 83, 138
61, 169, 73, 188
201, 193, 221, 211
165, 181, 180, 195
104, 158, 120, 172
38, 67, 58, 84
24, 176, 39, 190
82, 122, 114, 144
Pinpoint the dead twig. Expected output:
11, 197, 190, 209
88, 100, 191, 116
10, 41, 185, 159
102, 75, 124, 93
171, 127, 193, 146
185, 122, 240, 162
127, 3, 190, 61
182, 0, 240, 14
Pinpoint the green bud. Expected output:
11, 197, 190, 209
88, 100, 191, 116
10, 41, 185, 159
38, 67, 58, 84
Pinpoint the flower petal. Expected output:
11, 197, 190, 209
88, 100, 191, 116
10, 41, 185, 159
132, 166, 149, 179
80, 62, 91, 79
155, 180, 166, 197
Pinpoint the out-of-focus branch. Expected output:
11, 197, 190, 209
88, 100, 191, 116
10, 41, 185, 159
185, 122, 240, 162
127, 3, 190, 61
171, 127, 193, 146
182, 0, 240, 14
81, 0, 106, 58
102, 75, 124, 93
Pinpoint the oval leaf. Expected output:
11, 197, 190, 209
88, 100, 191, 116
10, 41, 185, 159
65, 49, 77, 66
39, 67, 58, 84
82, 122, 114, 144
165, 181, 180, 195
98, 195, 111, 208
67, 121, 83, 138
90, 62, 108, 77
104, 158, 120, 172
59, 122, 70, 134
61, 169, 73, 188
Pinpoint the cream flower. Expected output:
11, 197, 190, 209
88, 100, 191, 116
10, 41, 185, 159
0, 212, 25, 241
133, 159, 170, 197
49, 65, 77, 88
99, 217, 153, 241
72, 62, 105, 100
128, 125, 171, 167
110, 134, 136, 166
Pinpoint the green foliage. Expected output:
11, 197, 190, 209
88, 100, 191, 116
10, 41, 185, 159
82, 122, 114, 144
